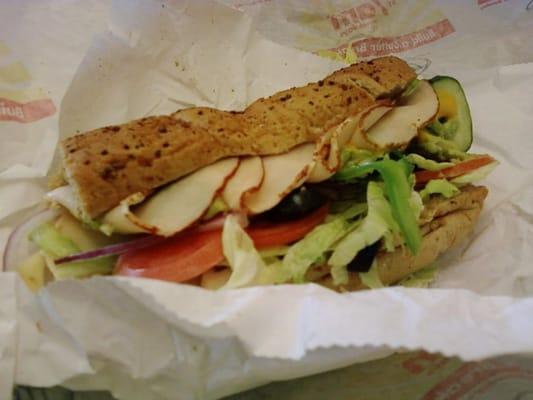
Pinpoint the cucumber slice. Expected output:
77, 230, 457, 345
427, 76, 473, 151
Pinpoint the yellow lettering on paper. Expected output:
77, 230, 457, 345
0, 62, 31, 85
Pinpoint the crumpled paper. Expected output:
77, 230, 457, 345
0, 273, 18, 400
2, 0, 533, 399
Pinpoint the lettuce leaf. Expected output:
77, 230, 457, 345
329, 175, 424, 286
339, 203, 368, 220
359, 261, 384, 289
254, 260, 292, 285
329, 182, 399, 285
221, 214, 266, 289
29, 222, 115, 280
259, 246, 290, 259
281, 202, 367, 283
335, 158, 422, 255
285, 216, 354, 283
409, 190, 424, 225
222, 216, 293, 287
203, 196, 229, 220
419, 179, 459, 200
17, 252, 48, 292
44, 255, 114, 280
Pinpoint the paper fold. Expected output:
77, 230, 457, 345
0, 273, 18, 400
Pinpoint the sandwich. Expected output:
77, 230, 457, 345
5, 56, 497, 292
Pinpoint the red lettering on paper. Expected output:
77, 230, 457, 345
0, 98, 56, 123
478, 0, 510, 9
421, 362, 533, 400
329, 0, 397, 37
330, 18, 455, 59
402, 352, 445, 375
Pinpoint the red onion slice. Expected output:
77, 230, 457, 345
196, 212, 248, 232
3, 209, 59, 272
55, 235, 163, 264
54, 212, 248, 265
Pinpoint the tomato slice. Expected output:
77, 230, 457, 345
115, 204, 329, 283
247, 204, 329, 248
415, 155, 495, 185
115, 229, 224, 283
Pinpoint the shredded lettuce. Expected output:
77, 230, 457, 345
281, 202, 367, 283
17, 252, 48, 292
30, 222, 80, 257
254, 260, 292, 285
44, 255, 114, 280
29, 222, 115, 280
259, 246, 289, 259
220, 201, 369, 288
260, 246, 290, 266
405, 153, 454, 171
221, 214, 266, 289
221, 216, 294, 287
325, 202, 367, 222
399, 264, 438, 288
451, 161, 498, 185
359, 260, 384, 289
335, 158, 422, 255
284, 216, 354, 283
419, 179, 459, 200
329, 182, 399, 285
339, 203, 368, 220
409, 190, 424, 222
203, 196, 229, 220
328, 174, 423, 286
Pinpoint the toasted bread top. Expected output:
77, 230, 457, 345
60, 56, 416, 218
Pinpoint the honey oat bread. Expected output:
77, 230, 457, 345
60, 56, 416, 218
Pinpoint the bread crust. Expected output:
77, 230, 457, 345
60, 56, 416, 218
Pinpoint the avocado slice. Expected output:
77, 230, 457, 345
427, 76, 473, 151
413, 129, 469, 162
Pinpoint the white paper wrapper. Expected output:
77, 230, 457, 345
0, 273, 18, 400
16, 278, 533, 399
0, 0, 111, 221
2, 0, 533, 399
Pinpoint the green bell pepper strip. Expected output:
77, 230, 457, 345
334, 158, 422, 254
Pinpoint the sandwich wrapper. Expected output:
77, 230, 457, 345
1, 0, 533, 398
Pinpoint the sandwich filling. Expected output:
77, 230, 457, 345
9, 58, 497, 292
